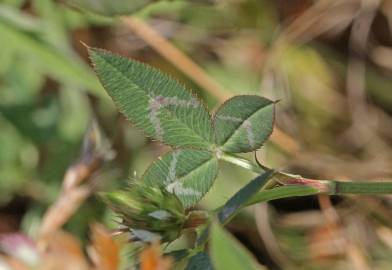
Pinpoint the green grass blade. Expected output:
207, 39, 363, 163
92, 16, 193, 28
246, 185, 319, 206
218, 170, 274, 223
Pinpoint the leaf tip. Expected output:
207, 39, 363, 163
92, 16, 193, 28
80, 40, 91, 50
84, 45, 107, 64
273, 99, 282, 104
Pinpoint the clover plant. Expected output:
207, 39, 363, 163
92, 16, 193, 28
89, 47, 392, 269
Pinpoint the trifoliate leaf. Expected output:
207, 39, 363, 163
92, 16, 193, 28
213, 95, 274, 153
142, 149, 219, 207
89, 48, 214, 150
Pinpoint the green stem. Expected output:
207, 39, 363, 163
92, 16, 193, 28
221, 153, 392, 196
332, 181, 392, 195
220, 153, 264, 174
220, 153, 280, 190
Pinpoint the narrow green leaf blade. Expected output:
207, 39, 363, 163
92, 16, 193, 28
142, 149, 219, 207
213, 95, 274, 153
245, 185, 319, 206
185, 252, 213, 270
211, 223, 266, 270
89, 48, 214, 149
218, 170, 274, 223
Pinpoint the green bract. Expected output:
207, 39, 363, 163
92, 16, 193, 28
213, 95, 274, 153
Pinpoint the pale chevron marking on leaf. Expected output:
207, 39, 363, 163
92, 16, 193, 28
148, 98, 164, 140
217, 115, 256, 148
155, 95, 199, 108
217, 115, 242, 122
148, 96, 200, 140
164, 150, 202, 197
242, 120, 255, 148
148, 210, 172, 220
166, 181, 202, 197
165, 150, 180, 185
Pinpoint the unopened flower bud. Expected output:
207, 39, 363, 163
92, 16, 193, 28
103, 183, 187, 243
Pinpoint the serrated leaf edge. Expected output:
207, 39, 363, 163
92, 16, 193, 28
88, 47, 215, 150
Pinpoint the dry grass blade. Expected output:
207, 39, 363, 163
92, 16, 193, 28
39, 120, 112, 237
121, 16, 230, 102
139, 242, 173, 270
317, 195, 370, 270
255, 203, 291, 268
89, 223, 120, 270
39, 231, 90, 270
345, 0, 379, 147
39, 186, 91, 238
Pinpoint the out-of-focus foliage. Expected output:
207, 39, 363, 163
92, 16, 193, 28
0, 0, 118, 239
66, 0, 156, 17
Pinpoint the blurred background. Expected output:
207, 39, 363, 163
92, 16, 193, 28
0, 0, 392, 269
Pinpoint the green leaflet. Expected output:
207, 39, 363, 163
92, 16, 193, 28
89, 48, 215, 150
213, 95, 274, 153
142, 149, 218, 208
211, 223, 266, 270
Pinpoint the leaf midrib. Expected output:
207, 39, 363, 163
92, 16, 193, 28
176, 156, 217, 183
